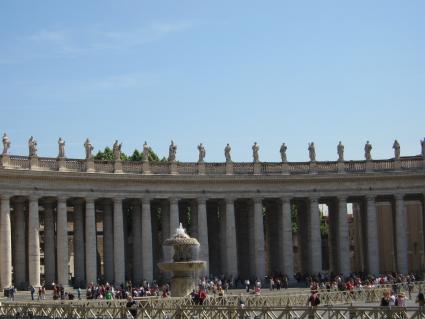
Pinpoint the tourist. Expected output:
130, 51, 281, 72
126, 296, 138, 318
307, 290, 320, 306
30, 285, 35, 300
416, 290, 425, 306
380, 290, 391, 306
395, 292, 406, 307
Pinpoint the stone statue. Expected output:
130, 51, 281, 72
224, 143, 232, 162
393, 140, 400, 160
280, 143, 287, 162
84, 138, 94, 160
28, 136, 38, 157
58, 137, 65, 158
364, 141, 372, 161
143, 141, 150, 162
112, 140, 122, 161
197, 143, 206, 163
422, 138, 425, 158
337, 141, 344, 162
252, 142, 260, 163
2, 133, 10, 155
308, 142, 316, 162
168, 140, 177, 162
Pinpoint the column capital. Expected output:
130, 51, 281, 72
141, 197, 151, 205
337, 195, 348, 202
225, 197, 235, 205
365, 195, 376, 202
394, 193, 405, 201
113, 197, 125, 204
1, 194, 11, 201
169, 198, 179, 205
280, 196, 291, 204
252, 197, 263, 205
85, 197, 96, 205
197, 197, 207, 205
57, 196, 67, 204
28, 195, 40, 202
309, 196, 319, 203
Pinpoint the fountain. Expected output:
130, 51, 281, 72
158, 223, 206, 297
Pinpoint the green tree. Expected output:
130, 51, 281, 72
94, 146, 162, 162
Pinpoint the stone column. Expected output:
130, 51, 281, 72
57, 197, 69, 286
337, 196, 350, 276
85, 198, 97, 284
141, 198, 153, 281
309, 196, 322, 274
366, 195, 379, 275
73, 199, 85, 287
280, 197, 294, 279
1, 195, 12, 288
43, 200, 56, 286
169, 198, 179, 237
13, 198, 26, 288
253, 198, 265, 280
28, 196, 41, 287
103, 201, 114, 284
161, 202, 171, 263
197, 198, 210, 276
113, 197, 125, 286
225, 198, 238, 278
132, 201, 142, 284
395, 194, 408, 274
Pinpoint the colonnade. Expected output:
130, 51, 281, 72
0, 192, 419, 289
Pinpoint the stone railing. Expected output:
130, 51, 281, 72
1, 154, 424, 176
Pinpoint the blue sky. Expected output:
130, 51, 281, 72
0, 1, 424, 162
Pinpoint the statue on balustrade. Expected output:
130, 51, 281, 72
58, 137, 65, 158
197, 143, 206, 163
364, 141, 372, 160
113, 140, 122, 161
224, 143, 232, 162
308, 142, 316, 162
252, 142, 260, 163
421, 138, 425, 158
28, 136, 38, 157
168, 140, 177, 162
280, 143, 287, 162
84, 138, 94, 160
143, 141, 150, 162
337, 141, 344, 162
2, 133, 10, 155
393, 140, 400, 160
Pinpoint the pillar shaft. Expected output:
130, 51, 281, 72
13, 199, 26, 288
309, 197, 322, 274
280, 197, 294, 278
141, 198, 153, 281
43, 201, 56, 285
169, 198, 179, 235
73, 200, 85, 287
366, 196, 379, 275
57, 197, 68, 286
103, 202, 114, 283
395, 194, 408, 274
28, 196, 40, 287
1, 195, 12, 288
132, 202, 142, 284
224, 198, 238, 278
85, 198, 97, 284
161, 202, 171, 263
113, 198, 125, 286
337, 197, 350, 275
253, 198, 265, 280
197, 198, 210, 276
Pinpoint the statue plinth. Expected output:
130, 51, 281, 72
57, 157, 66, 171
365, 160, 373, 173
1, 154, 10, 168
169, 162, 178, 175
337, 161, 345, 173
253, 162, 261, 175
393, 159, 401, 170
142, 161, 151, 174
309, 161, 317, 174
86, 158, 95, 173
29, 156, 39, 170
226, 162, 233, 175
114, 160, 123, 173
197, 162, 205, 175
281, 162, 289, 175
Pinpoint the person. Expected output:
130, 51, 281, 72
198, 143, 206, 163
77, 287, 81, 300
280, 143, 287, 162
245, 279, 250, 293
225, 143, 232, 162
307, 290, 320, 306
380, 290, 391, 306
395, 292, 406, 307
30, 285, 35, 300
126, 296, 138, 318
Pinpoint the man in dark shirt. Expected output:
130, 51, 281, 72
126, 296, 138, 318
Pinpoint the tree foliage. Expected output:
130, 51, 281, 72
94, 146, 162, 162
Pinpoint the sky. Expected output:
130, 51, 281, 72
0, 1, 424, 162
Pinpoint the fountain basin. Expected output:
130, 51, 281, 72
158, 261, 205, 273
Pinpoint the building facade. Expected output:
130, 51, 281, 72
0, 140, 425, 289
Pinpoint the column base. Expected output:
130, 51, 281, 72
142, 161, 151, 174
226, 162, 233, 175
